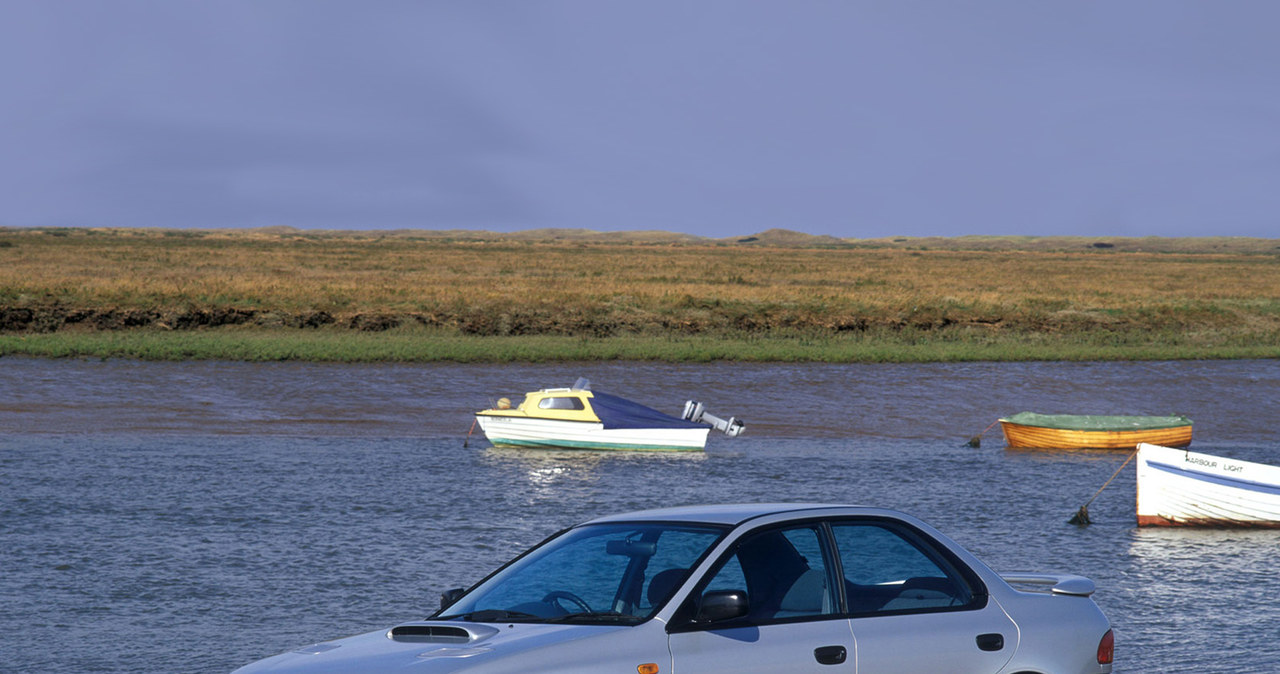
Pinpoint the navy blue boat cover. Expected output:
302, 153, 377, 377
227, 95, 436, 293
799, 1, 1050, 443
589, 392, 703, 429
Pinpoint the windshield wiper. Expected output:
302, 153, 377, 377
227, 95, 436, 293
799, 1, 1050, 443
548, 611, 642, 624
441, 609, 540, 622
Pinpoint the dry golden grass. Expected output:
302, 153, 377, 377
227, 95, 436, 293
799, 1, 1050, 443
2, 228, 1279, 344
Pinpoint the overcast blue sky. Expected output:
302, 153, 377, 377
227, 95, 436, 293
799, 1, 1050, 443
2, 2, 1278, 238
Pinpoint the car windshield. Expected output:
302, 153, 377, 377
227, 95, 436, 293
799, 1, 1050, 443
438, 522, 726, 625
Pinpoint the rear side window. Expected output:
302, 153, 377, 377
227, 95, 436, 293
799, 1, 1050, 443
831, 522, 974, 614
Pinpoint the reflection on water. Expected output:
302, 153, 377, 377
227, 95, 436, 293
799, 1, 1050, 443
2, 358, 1279, 673
480, 447, 709, 508
1129, 526, 1280, 564
1123, 528, 1280, 671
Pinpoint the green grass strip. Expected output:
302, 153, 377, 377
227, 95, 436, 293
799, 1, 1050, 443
2, 327, 1277, 363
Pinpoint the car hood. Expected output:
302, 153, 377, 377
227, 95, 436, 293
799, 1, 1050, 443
232, 619, 656, 674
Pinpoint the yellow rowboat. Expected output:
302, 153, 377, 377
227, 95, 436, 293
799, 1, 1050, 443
999, 412, 1192, 450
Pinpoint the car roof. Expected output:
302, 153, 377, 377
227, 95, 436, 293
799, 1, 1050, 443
582, 503, 881, 527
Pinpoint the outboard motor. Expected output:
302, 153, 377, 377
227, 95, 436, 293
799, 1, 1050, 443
682, 401, 745, 437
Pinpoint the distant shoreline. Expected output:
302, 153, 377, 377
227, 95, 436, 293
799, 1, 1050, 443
2, 227, 1278, 362
5, 224, 1280, 253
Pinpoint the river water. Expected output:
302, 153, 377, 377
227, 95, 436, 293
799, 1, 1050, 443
2, 357, 1278, 673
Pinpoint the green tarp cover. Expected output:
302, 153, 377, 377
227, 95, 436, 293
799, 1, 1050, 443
1001, 412, 1192, 431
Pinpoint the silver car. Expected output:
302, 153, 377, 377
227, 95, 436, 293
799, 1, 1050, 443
233, 504, 1114, 673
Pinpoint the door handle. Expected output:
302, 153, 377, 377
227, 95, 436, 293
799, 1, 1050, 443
976, 633, 1004, 651
814, 645, 847, 665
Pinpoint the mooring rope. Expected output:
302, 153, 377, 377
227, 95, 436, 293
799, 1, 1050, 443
463, 418, 477, 448
1069, 447, 1139, 525
966, 419, 1001, 448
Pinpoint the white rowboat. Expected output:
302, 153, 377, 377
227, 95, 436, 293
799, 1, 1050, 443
1136, 443, 1280, 527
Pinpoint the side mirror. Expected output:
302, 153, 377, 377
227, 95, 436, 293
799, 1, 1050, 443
440, 587, 466, 611
697, 590, 749, 623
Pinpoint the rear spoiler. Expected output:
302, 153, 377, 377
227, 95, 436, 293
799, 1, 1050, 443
999, 573, 1096, 597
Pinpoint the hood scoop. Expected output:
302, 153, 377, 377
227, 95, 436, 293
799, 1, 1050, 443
388, 622, 500, 644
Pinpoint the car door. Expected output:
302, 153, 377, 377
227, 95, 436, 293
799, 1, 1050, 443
668, 523, 855, 673
830, 520, 1017, 673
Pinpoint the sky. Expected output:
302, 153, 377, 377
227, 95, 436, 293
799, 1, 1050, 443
2, 2, 1278, 239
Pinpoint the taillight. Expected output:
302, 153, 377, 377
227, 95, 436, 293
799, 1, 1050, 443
1097, 628, 1114, 665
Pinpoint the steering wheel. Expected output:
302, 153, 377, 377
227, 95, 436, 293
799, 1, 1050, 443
542, 590, 592, 614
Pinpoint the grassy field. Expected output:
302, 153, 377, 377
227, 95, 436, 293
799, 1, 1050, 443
2, 227, 1278, 362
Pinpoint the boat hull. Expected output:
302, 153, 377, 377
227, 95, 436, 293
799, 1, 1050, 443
1000, 421, 1192, 450
1136, 443, 1280, 527
475, 415, 709, 452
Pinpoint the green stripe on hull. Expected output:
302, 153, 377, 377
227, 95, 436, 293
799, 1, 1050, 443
486, 437, 703, 452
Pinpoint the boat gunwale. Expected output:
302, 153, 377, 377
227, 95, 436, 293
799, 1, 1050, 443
476, 411, 600, 425
1142, 455, 1280, 497
998, 412, 1192, 432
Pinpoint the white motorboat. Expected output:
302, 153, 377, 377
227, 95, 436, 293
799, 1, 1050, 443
473, 379, 743, 452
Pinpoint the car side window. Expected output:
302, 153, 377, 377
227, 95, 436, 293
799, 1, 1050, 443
831, 522, 973, 614
639, 529, 722, 612
701, 525, 835, 622
703, 555, 747, 594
